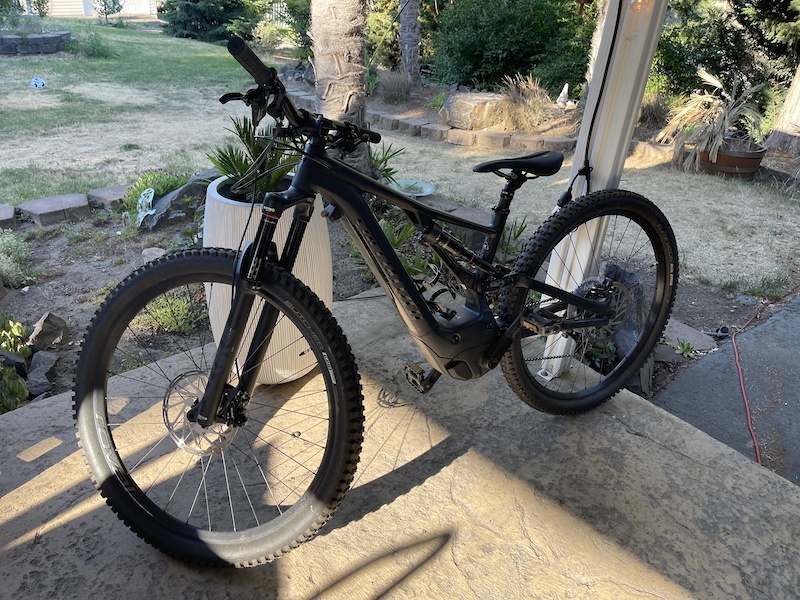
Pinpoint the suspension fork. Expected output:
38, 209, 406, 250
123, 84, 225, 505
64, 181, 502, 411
187, 195, 314, 427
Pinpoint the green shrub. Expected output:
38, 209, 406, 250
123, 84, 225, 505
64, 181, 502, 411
433, 0, 595, 92
0, 314, 31, 359
428, 90, 448, 111
251, 18, 292, 53
31, 0, 50, 18
368, 142, 405, 184
133, 293, 207, 334
366, 0, 400, 70
161, 0, 264, 43
68, 32, 118, 58
122, 170, 191, 215
0, 366, 28, 413
651, 5, 760, 95
0, 230, 35, 287
282, 0, 311, 51
0, 0, 20, 26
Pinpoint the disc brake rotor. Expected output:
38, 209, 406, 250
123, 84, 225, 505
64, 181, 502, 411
162, 371, 237, 456
569, 277, 631, 364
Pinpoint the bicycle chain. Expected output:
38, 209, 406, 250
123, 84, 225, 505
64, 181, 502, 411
524, 353, 576, 363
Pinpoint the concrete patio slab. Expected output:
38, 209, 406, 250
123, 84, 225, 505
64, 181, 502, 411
2, 291, 799, 599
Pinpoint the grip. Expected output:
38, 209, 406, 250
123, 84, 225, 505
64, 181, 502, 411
227, 36, 275, 87
361, 128, 382, 144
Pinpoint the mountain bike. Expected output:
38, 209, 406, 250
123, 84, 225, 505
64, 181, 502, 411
73, 37, 678, 568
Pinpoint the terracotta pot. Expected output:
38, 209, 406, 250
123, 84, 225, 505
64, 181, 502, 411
698, 140, 766, 179
203, 176, 332, 384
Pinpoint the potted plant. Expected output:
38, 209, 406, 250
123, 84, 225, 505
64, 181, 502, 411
203, 116, 333, 384
657, 70, 766, 178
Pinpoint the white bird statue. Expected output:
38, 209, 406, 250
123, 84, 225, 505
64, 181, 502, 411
557, 83, 569, 109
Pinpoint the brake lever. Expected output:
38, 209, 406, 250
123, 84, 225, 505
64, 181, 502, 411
219, 92, 245, 105
218, 87, 270, 127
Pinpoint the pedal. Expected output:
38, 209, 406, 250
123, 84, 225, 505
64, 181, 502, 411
403, 363, 441, 394
521, 308, 561, 335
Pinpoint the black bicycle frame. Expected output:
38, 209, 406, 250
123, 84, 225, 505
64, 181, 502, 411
190, 132, 613, 426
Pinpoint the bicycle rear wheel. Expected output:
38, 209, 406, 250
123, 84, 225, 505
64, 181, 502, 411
73, 249, 363, 567
499, 189, 678, 414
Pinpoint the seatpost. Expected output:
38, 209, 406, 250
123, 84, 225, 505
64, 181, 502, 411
482, 171, 525, 261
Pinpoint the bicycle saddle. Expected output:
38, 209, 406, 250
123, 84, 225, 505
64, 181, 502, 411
472, 151, 564, 176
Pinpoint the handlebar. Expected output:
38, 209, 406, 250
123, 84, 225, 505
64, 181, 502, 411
227, 36, 277, 87
226, 36, 381, 146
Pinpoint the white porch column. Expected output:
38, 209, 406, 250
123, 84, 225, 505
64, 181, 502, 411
540, 0, 669, 379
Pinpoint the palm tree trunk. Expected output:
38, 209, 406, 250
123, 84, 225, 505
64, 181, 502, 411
765, 63, 800, 154
399, 0, 422, 87
584, 0, 610, 99
309, 0, 367, 122
309, 0, 374, 174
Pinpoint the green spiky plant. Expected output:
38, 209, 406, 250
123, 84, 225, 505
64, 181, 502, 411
207, 116, 298, 200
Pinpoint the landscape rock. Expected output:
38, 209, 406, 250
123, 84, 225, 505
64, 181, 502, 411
141, 180, 209, 231
0, 349, 27, 377
30, 350, 57, 376
25, 370, 52, 397
141, 247, 167, 264
438, 92, 505, 130
26, 351, 57, 397
26, 312, 68, 352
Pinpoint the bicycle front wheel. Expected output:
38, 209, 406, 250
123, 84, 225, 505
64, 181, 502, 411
499, 189, 678, 414
73, 249, 364, 567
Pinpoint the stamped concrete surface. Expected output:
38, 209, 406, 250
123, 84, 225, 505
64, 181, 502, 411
2, 291, 800, 599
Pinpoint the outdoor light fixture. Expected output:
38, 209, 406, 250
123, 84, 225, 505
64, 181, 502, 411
629, 0, 651, 11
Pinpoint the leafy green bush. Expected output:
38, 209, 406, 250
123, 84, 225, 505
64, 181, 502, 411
251, 17, 293, 53
160, 0, 265, 43
31, 0, 50, 18
281, 0, 311, 51
433, 0, 595, 92
122, 170, 191, 215
0, 0, 20, 26
366, 0, 400, 70
0, 314, 31, 359
651, 5, 758, 95
0, 366, 28, 414
133, 293, 207, 334
0, 230, 35, 287
66, 32, 118, 58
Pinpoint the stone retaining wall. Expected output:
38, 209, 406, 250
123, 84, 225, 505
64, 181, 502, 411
0, 31, 71, 55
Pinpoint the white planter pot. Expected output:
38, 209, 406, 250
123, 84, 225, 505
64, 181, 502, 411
203, 176, 332, 385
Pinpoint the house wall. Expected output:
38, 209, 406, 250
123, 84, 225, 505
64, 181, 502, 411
45, 0, 157, 17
